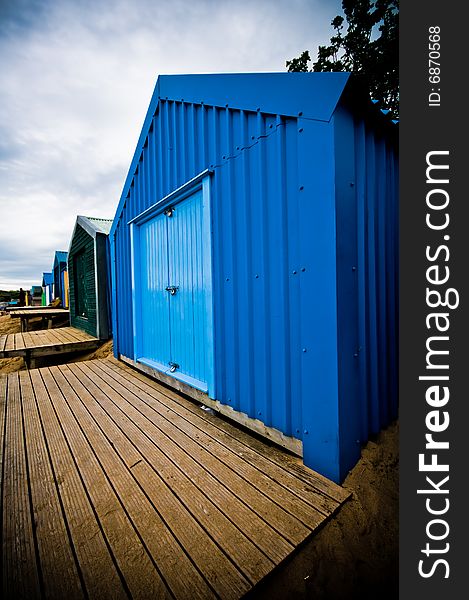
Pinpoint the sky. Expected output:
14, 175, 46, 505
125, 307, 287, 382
0, 0, 342, 291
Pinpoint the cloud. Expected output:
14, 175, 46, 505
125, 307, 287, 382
0, 0, 340, 289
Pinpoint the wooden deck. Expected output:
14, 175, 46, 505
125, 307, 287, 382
1, 358, 349, 599
8, 308, 70, 332
0, 327, 100, 368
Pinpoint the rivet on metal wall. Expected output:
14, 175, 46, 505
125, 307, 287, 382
255, 274, 259, 279
292, 270, 297, 275
304, 430, 308, 435
352, 266, 357, 271
298, 128, 304, 133
225, 277, 230, 282
301, 267, 306, 272
299, 185, 304, 191
302, 348, 307, 353
350, 182, 355, 187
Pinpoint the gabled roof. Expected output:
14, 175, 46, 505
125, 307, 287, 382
53, 251, 68, 269
110, 72, 351, 237
42, 272, 53, 286
67, 215, 113, 255
78, 215, 113, 237
156, 72, 350, 122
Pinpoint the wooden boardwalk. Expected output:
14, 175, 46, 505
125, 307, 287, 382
1, 358, 349, 599
8, 308, 70, 332
0, 327, 100, 368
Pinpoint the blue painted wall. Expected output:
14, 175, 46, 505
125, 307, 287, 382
110, 73, 398, 482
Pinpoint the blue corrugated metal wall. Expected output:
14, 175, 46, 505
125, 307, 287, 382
111, 74, 398, 482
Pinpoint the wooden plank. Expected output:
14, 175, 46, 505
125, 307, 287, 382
29, 341, 99, 360
39, 367, 175, 600
67, 328, 97, 342
49, 328, 83, 344
2, 372, 42, 599
0, 376, 6, 539
29, 329, 50, 348
22, 331, 36, 349
37, 330, 60, 346
101, 359, 346, 511
59, 363, 277, 586
65, 364, 293, 564
18, 370, 85, 599
0, 335, 7, 353
58, 328, 87, 342
73, 361, 309, 547
91, 361, 330, 526
4, 335, 15, 352
9, 309, 69, 318
0, 328, 99, 362
28, 368, 128, 600
52, 364, 243, 598
45, 328, 72, 344
107, 358, 349, 504
15, 333, 26, 351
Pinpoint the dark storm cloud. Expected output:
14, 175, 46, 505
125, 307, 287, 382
0, 0, 342, 289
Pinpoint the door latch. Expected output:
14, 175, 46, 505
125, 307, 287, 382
168, 362, 179, 373
165, 285, 179, 295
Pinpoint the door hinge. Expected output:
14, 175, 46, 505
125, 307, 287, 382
168, 362, 179, 373
165, 285, 179, 295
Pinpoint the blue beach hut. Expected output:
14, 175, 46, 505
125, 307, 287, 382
109, 73, 398, 482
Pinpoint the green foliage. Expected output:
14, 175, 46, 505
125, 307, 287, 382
286, 0, 399, 118
0, 290, 19, 302
285, 50, 312, 73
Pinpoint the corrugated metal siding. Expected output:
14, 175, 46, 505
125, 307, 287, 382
331, 102, 399, 474
112, 82, 398, 482
68, 224, 97, 337
114, 102, 305, 439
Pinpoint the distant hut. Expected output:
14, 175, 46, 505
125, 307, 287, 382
30, 286, 43, 307
41, 272, 54, 305
53, 251, 69, 308
67, 216, 112, 340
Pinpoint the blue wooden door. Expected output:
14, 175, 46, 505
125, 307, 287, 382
136, 184, 213, 394
167, 190, 209, 390
139, 213, 171, 370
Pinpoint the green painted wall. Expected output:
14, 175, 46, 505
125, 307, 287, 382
68, 224, 97, 337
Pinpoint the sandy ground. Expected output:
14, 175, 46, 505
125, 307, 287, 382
252, 422, 398, 599
0, 313, 398, 598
